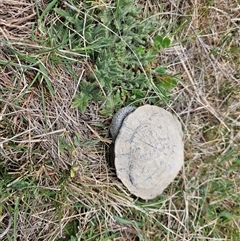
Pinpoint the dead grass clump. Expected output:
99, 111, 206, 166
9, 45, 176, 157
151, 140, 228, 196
161, 0, 240, 239
0, 0, 36, 40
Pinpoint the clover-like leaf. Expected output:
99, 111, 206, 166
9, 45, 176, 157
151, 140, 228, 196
154, 35, 171, 50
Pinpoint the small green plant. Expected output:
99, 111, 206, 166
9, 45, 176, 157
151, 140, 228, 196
54, 0, 176, 114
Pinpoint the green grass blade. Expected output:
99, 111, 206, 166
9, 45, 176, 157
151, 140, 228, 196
39, 0, 59, 21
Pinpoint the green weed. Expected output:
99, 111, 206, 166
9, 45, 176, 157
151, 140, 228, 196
54, 0, 177, 114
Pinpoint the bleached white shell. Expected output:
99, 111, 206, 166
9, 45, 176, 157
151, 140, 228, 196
114, 105, 184, 200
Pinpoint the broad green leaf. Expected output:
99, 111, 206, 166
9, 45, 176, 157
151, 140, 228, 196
11, 180, 31, 189
132, 89, 145, 99
219, 211, 233, 220
153, 66, 168, 75
71, 92, 92, 113
154, 35, 171, 49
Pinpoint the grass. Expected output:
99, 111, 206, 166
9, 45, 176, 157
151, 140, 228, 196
0, 0, 240, 240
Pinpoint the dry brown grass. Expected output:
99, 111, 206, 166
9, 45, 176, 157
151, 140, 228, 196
1, 0, 240, 240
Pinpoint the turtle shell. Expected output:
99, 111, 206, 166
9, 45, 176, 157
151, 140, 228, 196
114, 105, 184, 200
